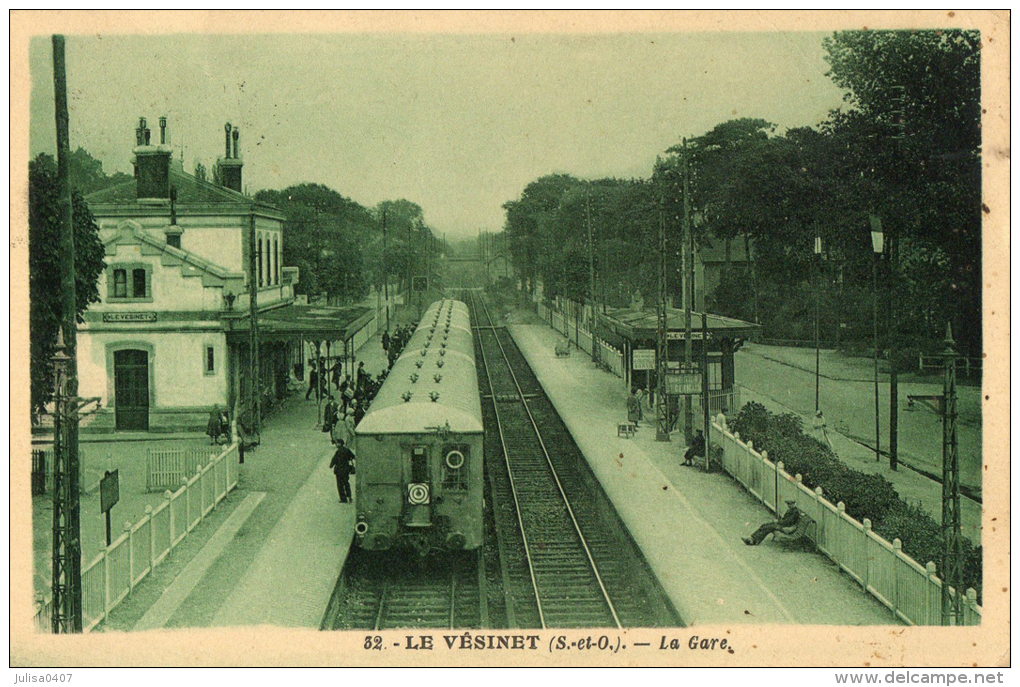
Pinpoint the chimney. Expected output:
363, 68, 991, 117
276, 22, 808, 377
216, 121, 243, 193
133, 116, 172, 200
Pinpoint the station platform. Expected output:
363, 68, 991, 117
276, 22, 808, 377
122, 331, 395, 631
507, 322, 899, 626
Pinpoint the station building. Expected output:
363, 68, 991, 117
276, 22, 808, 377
77, 118, 365, 433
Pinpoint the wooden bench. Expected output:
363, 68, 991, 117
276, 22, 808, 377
771, 514, 816, 542
617, 422, 636, 438
554, 341, 571, 357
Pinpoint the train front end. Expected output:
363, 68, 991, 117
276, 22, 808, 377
353, 299, 484, 555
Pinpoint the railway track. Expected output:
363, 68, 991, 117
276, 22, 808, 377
469, 290, 680, 628
323, 549, 486, 630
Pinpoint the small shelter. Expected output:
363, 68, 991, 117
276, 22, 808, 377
597, 307, 759, 414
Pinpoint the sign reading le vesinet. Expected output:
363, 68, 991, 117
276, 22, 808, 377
103, 312, 157, 322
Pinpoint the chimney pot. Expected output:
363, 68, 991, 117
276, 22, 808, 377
232, 127, 240, 159
224, 123, 232, 158
159, 116, 167, 145
144, 128, 151, 145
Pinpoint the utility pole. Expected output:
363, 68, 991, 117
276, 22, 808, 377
382, 209, 389, 334
586, 184, 601, 367
681, 139, 694, 444
248, 209, 261, 434
49, 34, 83, 632
887, 84, 906, 473
701, 312, 711, 470
814, 235, 823, 413
940, 322, 963, 625
655, 174, 670, 442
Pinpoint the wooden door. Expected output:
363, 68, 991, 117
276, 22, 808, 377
114, 349, 149, 430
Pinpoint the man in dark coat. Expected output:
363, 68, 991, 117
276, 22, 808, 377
329, 438, 356, 503
382, 330, 391, 353
352, 398, 366, 426
305, 364, 319, 401
743, 499, 802, 545
683, 429, 705, 466
322, 395, 338, 434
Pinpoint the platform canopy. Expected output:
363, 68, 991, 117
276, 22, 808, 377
226, 303, 374, 344
598, 306, 759, 346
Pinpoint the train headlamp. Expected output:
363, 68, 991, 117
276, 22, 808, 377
445, 449, 465, 470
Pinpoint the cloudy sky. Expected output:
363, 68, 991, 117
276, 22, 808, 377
30, 31, 847, 238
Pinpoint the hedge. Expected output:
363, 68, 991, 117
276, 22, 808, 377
729, 402, 981, 598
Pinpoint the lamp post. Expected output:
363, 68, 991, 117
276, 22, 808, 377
869, 217, 884, 462
814, 235, 823, 414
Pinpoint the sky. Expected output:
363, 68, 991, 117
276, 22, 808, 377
30, 32, 848, 239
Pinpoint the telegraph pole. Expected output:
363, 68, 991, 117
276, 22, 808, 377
681, 139, 694, 444
586, 185, 601, 367
887, 84, 906, 473
248, 209, 261, 434
50, 34, 84, 633
655, 175, 670, 442
940, 322, 963, 625
382, 209, 390, 333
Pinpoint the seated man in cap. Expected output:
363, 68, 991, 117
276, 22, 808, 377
743, 499, 802, 545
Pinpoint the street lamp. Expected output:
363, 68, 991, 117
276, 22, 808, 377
813, 235, 823, 414
869, 216, 884, 462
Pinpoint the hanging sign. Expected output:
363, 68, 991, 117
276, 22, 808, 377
632, 349, 656, 370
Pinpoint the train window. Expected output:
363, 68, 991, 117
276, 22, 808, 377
441, 445, 469, 490
410, 446, 428, 483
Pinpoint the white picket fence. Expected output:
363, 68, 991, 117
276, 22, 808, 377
34, 443, 240, 632
710, 415, 981, 626
538, 300, 625, 379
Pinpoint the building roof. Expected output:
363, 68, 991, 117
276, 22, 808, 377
599, 306, 760, 343
226, 304, 374, 343
357, 300, 483, 435
85, 165, 283, 218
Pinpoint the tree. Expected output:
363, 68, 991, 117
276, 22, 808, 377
67, 147, 131, 195
29, 153, 106, 413
823, 29, 982, 355
254, 184, 377, 304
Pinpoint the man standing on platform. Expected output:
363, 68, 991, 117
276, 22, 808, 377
382, 330, 391, 354
329, 438, 356, 504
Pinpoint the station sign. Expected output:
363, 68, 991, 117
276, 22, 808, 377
665, 363, 702, 395
632, 349, 656, 370
100, 469, 120, 514
103, 312, 157, 322
666, 330, 711, 341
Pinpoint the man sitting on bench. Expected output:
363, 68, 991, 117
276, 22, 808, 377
743, 499, 802, 545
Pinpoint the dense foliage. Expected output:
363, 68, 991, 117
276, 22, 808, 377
29, 153, 107, 412
500, 30, 983, 359
253, 187, 443, 304
729, 402, 981, 596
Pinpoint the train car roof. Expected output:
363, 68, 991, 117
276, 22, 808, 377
356, 299, 483, 435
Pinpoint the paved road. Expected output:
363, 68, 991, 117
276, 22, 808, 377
735, 344, 982, 491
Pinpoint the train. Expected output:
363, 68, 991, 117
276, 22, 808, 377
353, 299, 484, 554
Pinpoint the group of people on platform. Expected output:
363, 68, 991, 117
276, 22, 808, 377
382, 324, 414, 369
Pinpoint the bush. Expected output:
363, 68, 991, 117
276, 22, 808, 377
729, 401, 981, 598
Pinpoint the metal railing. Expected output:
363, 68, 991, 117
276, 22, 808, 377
710, 416, 981, 626
34, 443, 240, 632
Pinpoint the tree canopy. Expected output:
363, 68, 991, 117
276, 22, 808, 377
500, 29, 983, 358
29, 153, 106, 412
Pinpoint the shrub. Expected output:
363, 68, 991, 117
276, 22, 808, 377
729, 401, 982, 598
